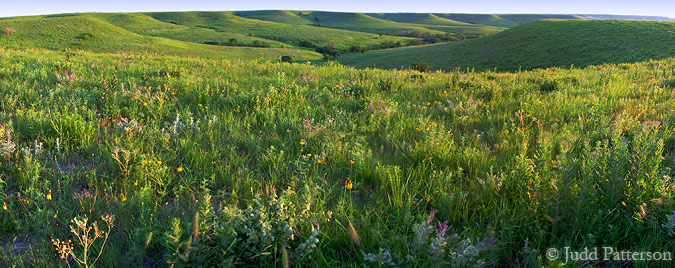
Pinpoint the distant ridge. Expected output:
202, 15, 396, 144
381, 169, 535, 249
576, 14, 675, 21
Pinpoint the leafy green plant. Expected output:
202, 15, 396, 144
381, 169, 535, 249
224, 188, 331, 264
410, 61, 433, 73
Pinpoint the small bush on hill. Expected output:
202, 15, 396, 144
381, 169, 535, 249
281, 56, 292, 63
410, 61, 434, 73
77, 33, 95, 40
539, 79, 561, 92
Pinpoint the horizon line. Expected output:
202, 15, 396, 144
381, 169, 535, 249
0, 9, 673, 20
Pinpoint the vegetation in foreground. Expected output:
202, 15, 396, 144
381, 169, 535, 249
338, 19, 675, 72
0, 48, 674, 267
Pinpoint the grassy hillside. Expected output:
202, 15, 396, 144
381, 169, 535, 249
0, 16, 323, 60
338, 19, 675, 71
144, 11, 418, 50
0, 47, 674, 267
87, 13, 291, 48
297, 11, 448, 34
434, 13, 521, 27
233, 10, 315, 25
367, 13, 473, 26
235, 10, 503, 37
499, 14, 581, 24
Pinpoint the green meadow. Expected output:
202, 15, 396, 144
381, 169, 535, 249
0, 10, 674, 268
338, 19, 675, 71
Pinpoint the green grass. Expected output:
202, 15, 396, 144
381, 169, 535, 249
233, 10, 315, 25
0, 16, 322, 60
144, 11, 419, 50
86, 13, 291, 48
338, 19, 675, 71
0, 46, 674, 267
367, 13, 474, 26
499, 14, 582, 24
434, 13, 521, 28
236, 10, 504, 38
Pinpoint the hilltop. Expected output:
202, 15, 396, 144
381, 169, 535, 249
0, 15, 323, 60
0, 11, 672, 66
337, 19, 675, 71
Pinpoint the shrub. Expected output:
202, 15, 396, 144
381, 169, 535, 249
164, 190, 332, 266
539, 79, 561, 92
410, 61, 434, 73
225, 188, 332, 263
281, 56, 292, 63
77, 33, 95, 40
4, 27, 15, 35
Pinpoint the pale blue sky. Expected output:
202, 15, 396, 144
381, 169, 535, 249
1, 0, 673, 18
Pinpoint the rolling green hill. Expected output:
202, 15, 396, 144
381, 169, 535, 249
367, 13, 473, 26
337, 19, 675, 71
499, 14, 581, 24
144, 11, 419, 50
86, 13, 291, 48
233, 10, 315, 25
434, 14, 521, 27
234, 10, 503, 37
0, 16, 322, 60
295, 11, 448, 34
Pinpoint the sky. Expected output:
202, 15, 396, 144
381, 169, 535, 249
1, 0, 674, 18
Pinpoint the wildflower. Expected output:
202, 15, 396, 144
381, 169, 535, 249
47, 190, 52, 201
121, 194, 127, 202
157, 160, 162, 165
307, 153, 312, 157
350, 159, 355, 165
143, 158, 148, 164
54, 212, 58, 219
300, 140, 305, 145
426, 196, 431, 202
2, 202, 6, 211
177, 166, 184, 172
317, 159, 322, 164
134, 180, 138, 186
345, 181, 353, 190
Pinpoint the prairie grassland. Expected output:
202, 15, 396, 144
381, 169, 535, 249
338, 20, 675, 72
0, 48, 674, 267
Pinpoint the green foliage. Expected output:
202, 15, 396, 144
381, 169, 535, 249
410, 61, 434, 73
0, 47, 673, 267
538, 79, 560, 92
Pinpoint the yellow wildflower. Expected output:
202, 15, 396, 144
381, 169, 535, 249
157, 160, 162, 165
317, 159, 322, 164
300, 141, 305, 145
47, 190, 52, 201
345, 181, 353, 190
307, 153, 312, 157
177, 166, 184, 172
350, 159, 355, 165
2, 202, 6, 211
